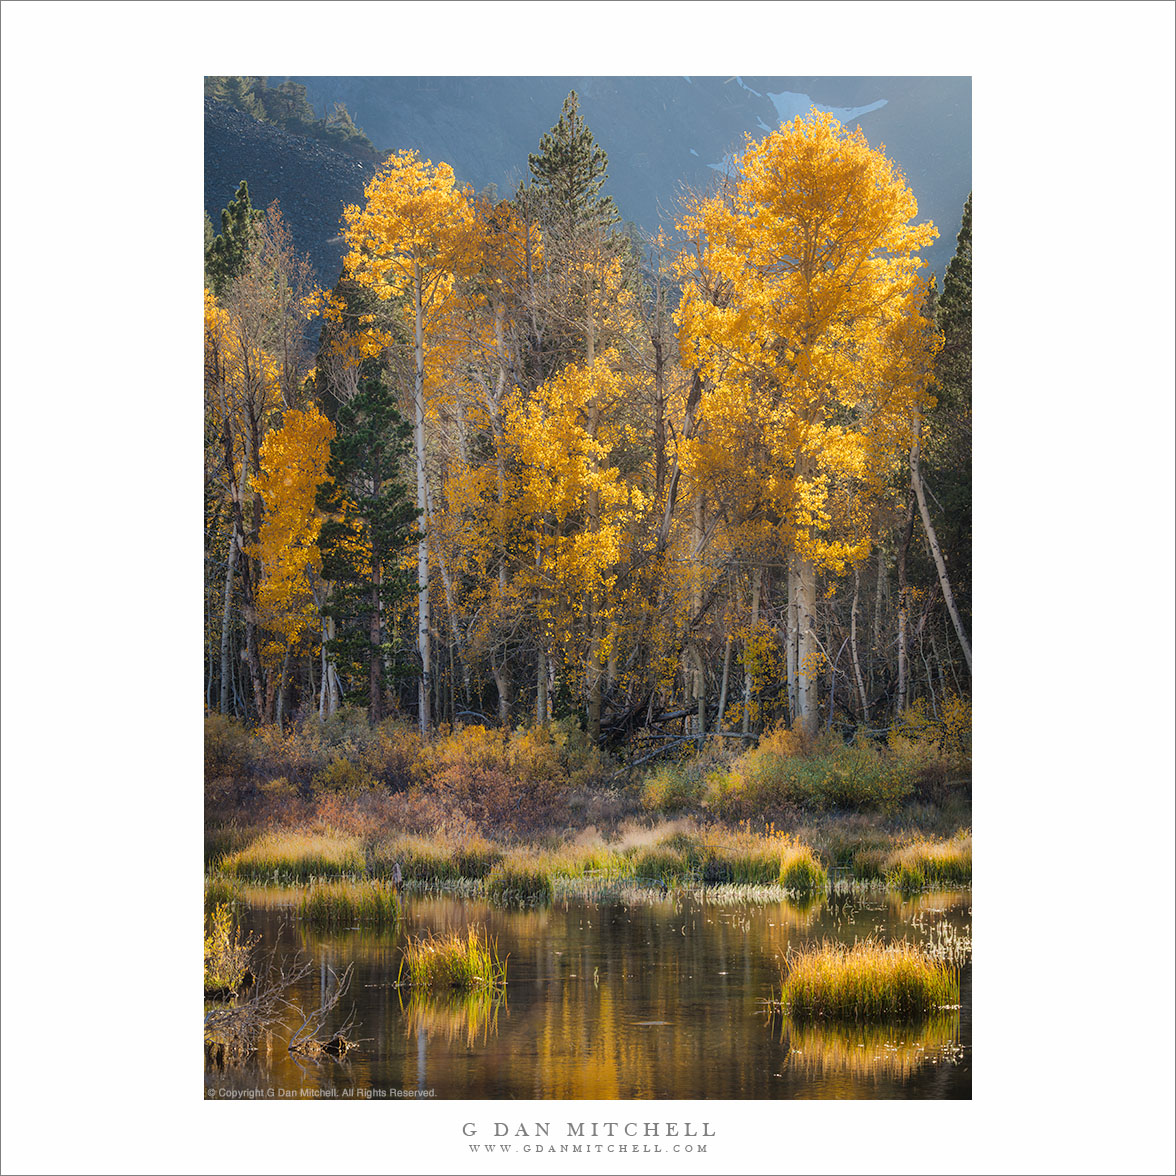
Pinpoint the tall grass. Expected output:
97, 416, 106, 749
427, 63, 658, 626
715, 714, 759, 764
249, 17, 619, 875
779, 937, 959, 1020
484, 862, 554, 905
400, 927, 507, 990
778, 842, 828, 893
884, 831, 971, 893
221, 830, 365, 882
299, 880, 401, 929
204, 875, 244, 913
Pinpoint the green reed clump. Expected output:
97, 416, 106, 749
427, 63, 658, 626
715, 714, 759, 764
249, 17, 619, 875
884, 831, 971, 893
454, 839, 505, 879
221, 830, 365, 882
204, 875, 245, 913
779, 937, 959, 1020
629, 845, 689, 883
299, 880, 401, 930
779, 843, 828, 893
851, 847, 889, 880
400, 927, 507, 990
484, 861, 554, 905
371, 837, 460, 883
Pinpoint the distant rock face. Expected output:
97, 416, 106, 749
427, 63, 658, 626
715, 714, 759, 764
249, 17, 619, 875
204, 98, 375, 288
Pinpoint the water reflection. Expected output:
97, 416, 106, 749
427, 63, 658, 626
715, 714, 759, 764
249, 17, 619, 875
208, 888, 971, 1100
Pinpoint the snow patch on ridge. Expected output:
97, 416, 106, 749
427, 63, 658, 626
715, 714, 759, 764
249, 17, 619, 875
766, 91, 888, 124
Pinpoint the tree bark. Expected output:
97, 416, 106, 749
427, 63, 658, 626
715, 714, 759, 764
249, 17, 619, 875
716, 633, 733, 733
896, 494, 916, 717
412, 262, 431, 736
219, 530, 237, 715
794, 554, 819, 737
910, 409, 972, 673
742, 565, 761, 736
850, 566, 870, 722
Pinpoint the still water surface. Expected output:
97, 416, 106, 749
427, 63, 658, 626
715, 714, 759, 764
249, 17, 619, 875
208, 887, 970, 1099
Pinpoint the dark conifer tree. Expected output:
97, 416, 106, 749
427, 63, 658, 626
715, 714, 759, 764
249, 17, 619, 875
206, 180, 263, 296
527, 90, 619, 239
316, 361, 419, 722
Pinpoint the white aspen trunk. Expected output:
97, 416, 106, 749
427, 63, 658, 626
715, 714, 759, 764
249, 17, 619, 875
896, 496, 915, 718
795, 554, 819, 737
785, 558, 799, 724
850, 566, 870, 722
319, 618, 329, 720
424, 482, 471, 703
326, 615, 341, 716
275, 646, 291, 729
536, 647, 548, 727
910, 409, 972, 674
219, 530, 238, 715
742, 565, 761, 736
413, 264, 431, 736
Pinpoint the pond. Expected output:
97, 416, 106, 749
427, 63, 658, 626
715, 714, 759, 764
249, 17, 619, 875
206, 885, 971, 1100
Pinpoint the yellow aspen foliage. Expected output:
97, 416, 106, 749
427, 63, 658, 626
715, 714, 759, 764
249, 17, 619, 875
676, 111, 941, 574
341, 149, 474, 317
249, 406, 335, 663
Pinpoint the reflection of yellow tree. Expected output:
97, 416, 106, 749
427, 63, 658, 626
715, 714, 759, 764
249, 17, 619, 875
776, 1013, 961, 1082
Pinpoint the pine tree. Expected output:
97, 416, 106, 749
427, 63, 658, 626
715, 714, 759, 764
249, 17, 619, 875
527, 90, 619, 240
205, 180, 263, 296
316, 361, 419, 723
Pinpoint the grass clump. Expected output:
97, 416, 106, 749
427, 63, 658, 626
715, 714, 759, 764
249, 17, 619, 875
778, 842, 828, 893
221, 830, 365, 882
779, 937, 959, 1020
484, 861, 554, 905
884, 831, 971, 893
204, 875, 244, 913
299, 880, 401, 929
400, 927, 507, 990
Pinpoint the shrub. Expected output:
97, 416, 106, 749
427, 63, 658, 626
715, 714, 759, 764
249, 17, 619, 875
311, 758, 377, 795
779, 938, 959, 1020
204, 903, 256, 996
221, 830, 365, 882
484, 862, 554, 905
730, 727, 914, 813
641, 764, 705, 814
299, 880, 400, 929
420, 725, 565, 832
400, 927, 507, 990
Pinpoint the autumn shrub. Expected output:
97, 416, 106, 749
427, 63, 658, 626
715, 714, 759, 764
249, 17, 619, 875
221, 829, 365, 882
889, 695, 972, 800
356, 722, 420, 790
299, 880, 400, 929
640, 763, 705, 814
724, 726, 914, 814
205, 713, 255, 779
484, 861, 554, 905
420, 725, 568, 832
204, 903, 257, 996
884, 830, 971, 893
778, 938, 959, 1020
311, 757, 378, 795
